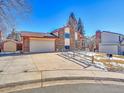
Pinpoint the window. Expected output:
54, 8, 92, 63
59, 34, 63, 38
65, 46, 70, 49
65, 33, 70, 38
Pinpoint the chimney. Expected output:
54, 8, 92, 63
96, 31, 101, 51
0, 31, 2, 42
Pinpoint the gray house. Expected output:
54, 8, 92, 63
99, 31, 124, 55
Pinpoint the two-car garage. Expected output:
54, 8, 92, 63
30, 38, 55, 53
21, 31, 56, 53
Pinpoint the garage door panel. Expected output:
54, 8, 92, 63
99, 45, 118, 54
30, 39, 55, 53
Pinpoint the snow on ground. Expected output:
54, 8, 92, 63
112, 57, 124, 61
94, 62, 108, 71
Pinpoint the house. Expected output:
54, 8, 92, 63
21, 13, 84, 53
51, 13, 84, 51
51, 26, 83, 51
7, 30, 21, 41
0, 31, 3, 52
21, 32, 57, 53
21, 25, 83, 53
94, 31, 124, 55
3, 39, 22, 52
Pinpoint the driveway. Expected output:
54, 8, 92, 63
0, 53, 84, 86
0, 53, 84, 73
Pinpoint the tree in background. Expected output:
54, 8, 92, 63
0, 0, 31, 34
7, 28, 21, 41
77, 18, 85, 36
67, 12, 77, 30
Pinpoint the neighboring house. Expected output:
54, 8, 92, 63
21, 32, 57, 53
83, 35, 96, 52
51, 26, 83, 51
92, 31, 124, 55
0, 31, 2, 42
86, 31, 124, 55
0, 31, 3, 52
3, 39, 22, 52
7, 30, 21, 41
99, 31, 124, 55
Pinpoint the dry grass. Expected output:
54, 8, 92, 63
94, 52, 124, 64
94, 59, 124, 64
114, 55, 124, 59
95, 53, 106, 57
94, 58, 124, 71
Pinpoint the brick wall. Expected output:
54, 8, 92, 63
77, 32, 83, 49
70, 27, 75, 49
0, 31, 2, 42
55, 28, 65, 51
22, 37, 30, 52
96, 31, 101, 51
54, 26, 83, 51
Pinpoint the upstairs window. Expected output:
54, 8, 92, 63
65, 33, 70, 38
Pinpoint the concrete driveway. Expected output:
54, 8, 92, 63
0, 53, 84, 86
0, 53, 83, 73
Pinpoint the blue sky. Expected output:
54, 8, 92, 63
17, 0, 124, 36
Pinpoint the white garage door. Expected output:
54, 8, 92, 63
99, 45, 118, 54
30, 39, 55, 53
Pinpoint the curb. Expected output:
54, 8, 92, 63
0, 76, 124, 89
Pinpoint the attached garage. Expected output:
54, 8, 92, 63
99, 44, 119, 54
21, 31, 57, 53
30, 38, 55, 53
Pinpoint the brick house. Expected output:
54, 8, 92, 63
21, 13, 84, 53
51, 26, 83, 51
21, 25, 83, 53
85, 31, 101, 52
0, 31, 3, 52
21, 27, 83, 53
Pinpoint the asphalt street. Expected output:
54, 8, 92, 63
11, 83, 124, 93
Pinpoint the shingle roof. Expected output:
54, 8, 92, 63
21, 31, 56, 38
51, 26, 68, 33
102, 31, 124, 36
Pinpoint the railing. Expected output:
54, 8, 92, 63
60, 50, 95, 65
60, 50, 124, 72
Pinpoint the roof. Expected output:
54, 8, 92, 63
51, 26, 68, 33
102, 31, 124, 36
21, 31, 56, 38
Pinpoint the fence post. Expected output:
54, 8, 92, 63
41, 71, 43, 88
73, 50, 75, 57
92, 56, 94, 64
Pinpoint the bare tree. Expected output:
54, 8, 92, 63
0, 0, 31, 34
